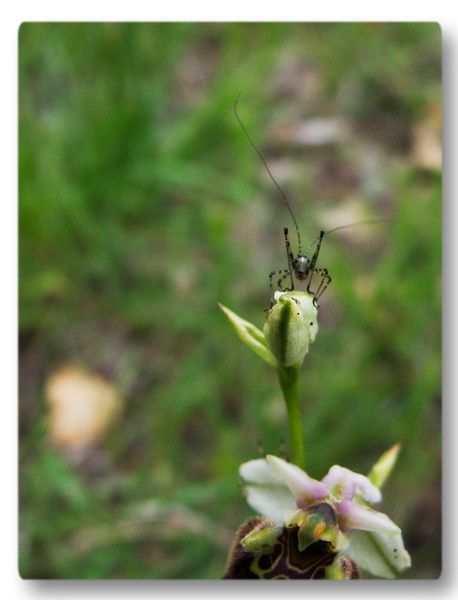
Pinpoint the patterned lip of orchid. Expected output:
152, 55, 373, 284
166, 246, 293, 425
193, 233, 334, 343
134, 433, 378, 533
239, 453, 411, 578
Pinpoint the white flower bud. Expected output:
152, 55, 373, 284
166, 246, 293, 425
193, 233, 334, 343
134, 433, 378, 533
263, 291, 318, 368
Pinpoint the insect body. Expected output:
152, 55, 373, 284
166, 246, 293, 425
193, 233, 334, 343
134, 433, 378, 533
270, 227, 330, 307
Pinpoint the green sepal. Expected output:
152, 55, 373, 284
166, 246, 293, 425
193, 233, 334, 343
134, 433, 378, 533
345, 528, 411, 578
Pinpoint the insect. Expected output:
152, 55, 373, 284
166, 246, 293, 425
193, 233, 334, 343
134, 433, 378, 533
233, 94, 383, 307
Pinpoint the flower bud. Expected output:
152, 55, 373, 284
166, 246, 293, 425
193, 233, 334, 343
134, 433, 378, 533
263, 291, 318, 368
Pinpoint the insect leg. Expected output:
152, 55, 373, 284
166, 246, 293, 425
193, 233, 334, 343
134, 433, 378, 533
312, 268, 331, 299
306, 230, 325, 295
269, 227, 296, 306
277, 270, 294, 291
269, 268, 291, 306
283, 227, 295, 291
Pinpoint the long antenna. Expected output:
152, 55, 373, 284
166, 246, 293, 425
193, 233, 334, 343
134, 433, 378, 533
303, 219, 390, 257
233, 93, 302, 254
324, 219, 391, 236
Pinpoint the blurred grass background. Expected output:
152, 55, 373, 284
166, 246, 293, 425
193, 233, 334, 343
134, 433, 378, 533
18, 22, 441, 579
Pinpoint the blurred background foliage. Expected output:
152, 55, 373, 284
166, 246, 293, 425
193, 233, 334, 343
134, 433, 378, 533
19, 22, 441, 579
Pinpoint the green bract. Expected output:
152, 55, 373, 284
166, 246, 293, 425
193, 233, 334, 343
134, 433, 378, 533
218, 303, 278, 368
367, 442, 402, 490
263, 291, 318, 368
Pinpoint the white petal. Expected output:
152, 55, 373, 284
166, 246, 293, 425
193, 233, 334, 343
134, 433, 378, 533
346, 529, 411, 578
321, 465, 382, 503
266, 455, 328, 506
239, 458, 296, 523
337, 501, 401, 534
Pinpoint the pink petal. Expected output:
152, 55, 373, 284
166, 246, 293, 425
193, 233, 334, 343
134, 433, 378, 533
266, 455, 328, 507
321, 465, 382, 503
336, 500, 401, 534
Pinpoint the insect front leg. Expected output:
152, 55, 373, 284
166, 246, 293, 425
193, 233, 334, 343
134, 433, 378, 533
268, 227, 296, 306
269, 268, 292, 306
283, 227, 295, 283
277, 270, 294, 292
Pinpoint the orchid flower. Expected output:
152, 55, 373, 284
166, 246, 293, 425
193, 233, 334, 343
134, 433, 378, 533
219, 294, 412, 579
232, 448, 410, 579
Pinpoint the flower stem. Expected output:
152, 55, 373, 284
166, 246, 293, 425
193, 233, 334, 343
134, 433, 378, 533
278, 366, 305, 468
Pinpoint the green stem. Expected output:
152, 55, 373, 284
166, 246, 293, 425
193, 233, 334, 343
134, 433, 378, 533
278, 366, 305, 468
